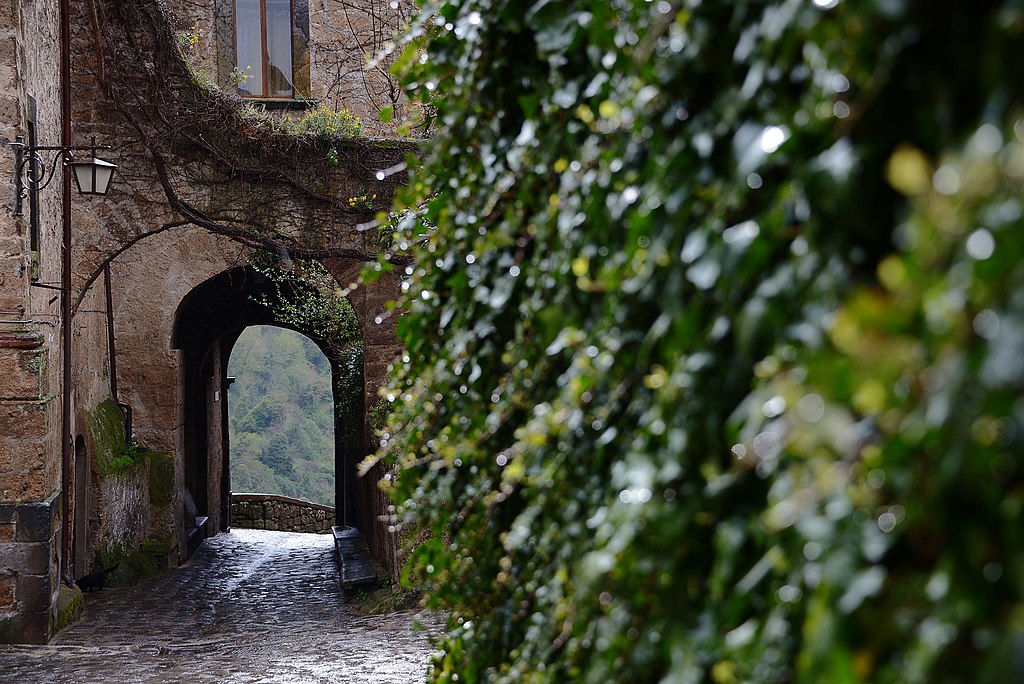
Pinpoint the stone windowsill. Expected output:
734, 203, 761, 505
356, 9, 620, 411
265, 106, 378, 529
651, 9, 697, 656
240, 97, 319, 111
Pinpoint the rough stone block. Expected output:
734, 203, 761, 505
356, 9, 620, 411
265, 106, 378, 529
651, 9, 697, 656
0, 94, 20, 129
0, 402, 47, 440
0, 610, 48, 644
2, 465, 49, 502
0, 574, 14, 609
0, 348, 43, 399
14, 498, 55, 542
15, 573, 49, 612
0, 523, 12, 542
0, 1, 15, 26
0, 542, 48, 575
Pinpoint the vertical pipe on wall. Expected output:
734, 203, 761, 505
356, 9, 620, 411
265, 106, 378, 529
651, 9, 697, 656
104, 264, 117, 399
104, 264, 133, 446
59, 0, 73, 582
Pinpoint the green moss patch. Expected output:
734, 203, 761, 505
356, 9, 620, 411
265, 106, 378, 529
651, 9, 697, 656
52, 585, 83, 634
98, 538, 174, 588
346, 584, 421, 616
87, 399, 140, 476
147, 451, 174, 509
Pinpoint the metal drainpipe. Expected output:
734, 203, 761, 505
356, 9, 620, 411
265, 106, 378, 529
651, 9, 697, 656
104, 265, 116, 398
59, 0, 73, 583
103, 264, 132, 443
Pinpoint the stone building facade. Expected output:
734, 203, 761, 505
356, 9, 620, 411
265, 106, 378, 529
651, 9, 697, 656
0, 0, 414, 643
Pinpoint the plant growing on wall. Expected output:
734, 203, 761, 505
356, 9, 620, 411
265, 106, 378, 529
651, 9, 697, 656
73, 0, 416, 313
250, 251, 362, 356
87, 398, 139, 476
312, 0, 420, 134
369, 0, 1024, 681
249, 251, 367, 445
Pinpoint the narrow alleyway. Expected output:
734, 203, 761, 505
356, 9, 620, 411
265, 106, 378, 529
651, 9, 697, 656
0, 530, 437, 683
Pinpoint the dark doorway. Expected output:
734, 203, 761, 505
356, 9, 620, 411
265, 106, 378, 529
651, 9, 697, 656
72, 436, 89, 578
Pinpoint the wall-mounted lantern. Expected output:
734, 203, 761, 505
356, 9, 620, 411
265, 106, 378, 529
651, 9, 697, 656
8, 135, 117, 216
70, 156, 118, 197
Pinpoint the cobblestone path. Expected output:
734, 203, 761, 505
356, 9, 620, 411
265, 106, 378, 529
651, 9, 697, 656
0, 529, 437, 683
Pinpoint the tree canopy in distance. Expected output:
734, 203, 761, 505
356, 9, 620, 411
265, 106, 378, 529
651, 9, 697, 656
228, 326, 335, 506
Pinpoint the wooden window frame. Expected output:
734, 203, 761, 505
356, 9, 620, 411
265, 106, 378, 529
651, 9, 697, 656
233, 0, 295, 99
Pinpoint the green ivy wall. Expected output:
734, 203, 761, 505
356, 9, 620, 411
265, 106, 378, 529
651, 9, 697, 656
371, 1, 1024, 682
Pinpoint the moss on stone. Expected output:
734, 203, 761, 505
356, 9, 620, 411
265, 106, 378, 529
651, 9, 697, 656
346, 584, 421, 616
98, 537, 173, 588
52, 585, 83, 634
87, 399, 140, 476
147, 451, 174, 508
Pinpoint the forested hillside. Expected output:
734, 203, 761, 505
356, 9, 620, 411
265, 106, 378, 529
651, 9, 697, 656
227, 326, 335, 505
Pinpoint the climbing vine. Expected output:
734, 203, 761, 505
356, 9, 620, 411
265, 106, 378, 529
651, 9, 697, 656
249, 251, 366, 442
336, 345, 366, 443
250, 252, 362, 354
72, 0, 416, 311
371, 1, 1024, 682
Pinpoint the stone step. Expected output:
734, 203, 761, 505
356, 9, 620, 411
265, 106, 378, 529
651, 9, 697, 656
332, 525, 378, 591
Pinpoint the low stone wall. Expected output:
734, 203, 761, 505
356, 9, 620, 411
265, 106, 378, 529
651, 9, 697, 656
230, 494, 334, 534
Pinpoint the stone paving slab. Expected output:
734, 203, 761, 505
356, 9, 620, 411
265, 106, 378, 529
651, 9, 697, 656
0, 529, 438, 683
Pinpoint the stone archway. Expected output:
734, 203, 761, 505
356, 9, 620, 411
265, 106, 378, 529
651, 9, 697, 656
171, 265, 370, 553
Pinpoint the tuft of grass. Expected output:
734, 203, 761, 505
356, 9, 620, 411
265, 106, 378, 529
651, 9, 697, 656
346, 585, 422, 615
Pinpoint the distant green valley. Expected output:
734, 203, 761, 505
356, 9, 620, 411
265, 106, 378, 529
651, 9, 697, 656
227, 326, 335, 506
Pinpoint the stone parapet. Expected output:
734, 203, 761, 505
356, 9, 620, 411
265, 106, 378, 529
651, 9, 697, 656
230, 493, 334, 534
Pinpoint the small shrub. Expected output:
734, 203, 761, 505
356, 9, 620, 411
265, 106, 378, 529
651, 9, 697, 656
285, 103, 362, 139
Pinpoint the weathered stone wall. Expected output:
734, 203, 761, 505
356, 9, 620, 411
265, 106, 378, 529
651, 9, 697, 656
93, 462, 149, 565
0, 332, 52, 502
323, 258, 403, 578
0, 0, 78, 644
231, 493, 334, 534
113, 227, 249, 563
307, 0, 417, 135
207, 345, 224, 535
0, 493, 60, 644
71, 284, 121, 581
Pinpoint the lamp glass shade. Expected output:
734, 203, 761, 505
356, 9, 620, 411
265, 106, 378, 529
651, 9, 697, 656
71, 158, 117, 196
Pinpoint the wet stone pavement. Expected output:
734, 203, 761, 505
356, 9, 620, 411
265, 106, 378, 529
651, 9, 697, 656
0, 529, 438, 683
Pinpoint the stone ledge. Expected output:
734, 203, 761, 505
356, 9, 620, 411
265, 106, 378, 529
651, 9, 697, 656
0, 330, 44, 350
0, 492, 60, 542
231, 492, 335, 513
230, 492, 335, 534
333, 526, 378, 591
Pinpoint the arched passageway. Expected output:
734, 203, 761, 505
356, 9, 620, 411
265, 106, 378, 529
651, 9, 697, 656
171, 265, 368, 552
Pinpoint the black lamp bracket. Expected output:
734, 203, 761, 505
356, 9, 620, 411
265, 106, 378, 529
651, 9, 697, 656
7, 136, 111, 216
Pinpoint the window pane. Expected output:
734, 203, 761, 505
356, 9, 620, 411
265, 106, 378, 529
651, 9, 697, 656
235, 0, 263, 96
265, 0, 293, 97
